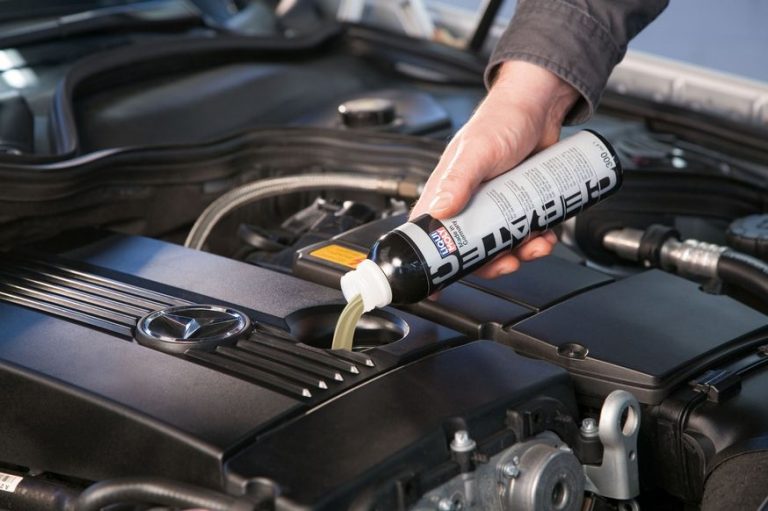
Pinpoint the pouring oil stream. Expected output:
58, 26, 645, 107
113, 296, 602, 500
331, 295, 364, 351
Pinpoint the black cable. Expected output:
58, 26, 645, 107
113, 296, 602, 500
716, 250, 768, 303
74, 477, 256, 511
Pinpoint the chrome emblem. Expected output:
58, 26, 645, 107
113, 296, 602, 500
136, 305, 251, 353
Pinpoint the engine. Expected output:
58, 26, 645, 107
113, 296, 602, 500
1, 17, 768, 510
2, 194, 767, 510
0, 235, 580, 510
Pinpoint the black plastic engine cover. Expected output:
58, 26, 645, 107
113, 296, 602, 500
0, 232, 576, 510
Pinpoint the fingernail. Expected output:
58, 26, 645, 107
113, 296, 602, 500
529, 250, 543, 259
429, 192, 453, 214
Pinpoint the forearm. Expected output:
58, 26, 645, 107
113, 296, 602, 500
487, 0, 669, 124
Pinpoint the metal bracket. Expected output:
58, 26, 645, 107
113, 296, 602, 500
584, 390, 641, 500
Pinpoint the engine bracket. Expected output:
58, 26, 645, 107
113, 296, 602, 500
584, 390, 641, 500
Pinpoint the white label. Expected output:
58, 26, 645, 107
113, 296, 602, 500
401, 130, 620, 291
0, 472, 22, 493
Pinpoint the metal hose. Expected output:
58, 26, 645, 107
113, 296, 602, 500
603, 225, 768, 303
184, 173, 422, 250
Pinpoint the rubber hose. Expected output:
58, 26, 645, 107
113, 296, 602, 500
0, 475, 79, 511
717, 250, 768, 303
184, 173, 417, 250
74, 477, 255, 511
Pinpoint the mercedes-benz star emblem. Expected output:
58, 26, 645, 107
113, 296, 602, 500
136, 305, 251, 354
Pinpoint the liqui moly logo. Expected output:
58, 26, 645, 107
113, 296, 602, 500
429, 226, 457, 258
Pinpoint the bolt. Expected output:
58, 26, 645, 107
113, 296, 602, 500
501, 460, 520, 478
437, 497, 462, 511
450, 430, 476, 453
581, 417, 599, 437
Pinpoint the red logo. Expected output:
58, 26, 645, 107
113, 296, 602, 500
430, 227, 457, 258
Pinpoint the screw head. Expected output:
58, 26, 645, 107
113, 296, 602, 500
581, 417, 599, 436
450, 430, 476, 453
557, 342, 589, 359
501, 461, 520, 478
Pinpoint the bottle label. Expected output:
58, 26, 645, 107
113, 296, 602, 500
310, 244, 368, 269
398, 131, 621, 292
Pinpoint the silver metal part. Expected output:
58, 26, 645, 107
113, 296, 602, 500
602, 228, 728, 279
135, 305, 251, 354
584, 390, 641, 500
450, 430, 477, 453
437, 495, 464, 511
659, 239, 728, 278
451, 429, 477, 452
500, 459, 520, 479
416, 475, 473, 511
498, 435, 584, 511
580, 418, 599, 438
413, 434, 583, 511
602, 228, 644, 262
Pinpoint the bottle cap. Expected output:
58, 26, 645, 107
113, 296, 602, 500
340, 259, 392, 312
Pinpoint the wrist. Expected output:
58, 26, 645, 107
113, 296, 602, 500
491, 60, 579, 124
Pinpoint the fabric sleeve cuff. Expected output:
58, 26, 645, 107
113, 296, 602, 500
484, 0, 623, 124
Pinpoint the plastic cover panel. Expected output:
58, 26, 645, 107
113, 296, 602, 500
512, 270, 768, 395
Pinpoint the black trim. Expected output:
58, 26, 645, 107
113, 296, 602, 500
50, 25, 344, 155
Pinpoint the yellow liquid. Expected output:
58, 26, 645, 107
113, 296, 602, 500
331, 295, 364, 351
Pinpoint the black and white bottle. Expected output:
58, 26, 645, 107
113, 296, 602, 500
341, 130, 623, 311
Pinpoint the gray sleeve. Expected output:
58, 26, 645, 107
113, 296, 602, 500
485, 0, 668, 124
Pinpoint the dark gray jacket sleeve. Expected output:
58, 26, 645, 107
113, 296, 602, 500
485, 0, 668, 124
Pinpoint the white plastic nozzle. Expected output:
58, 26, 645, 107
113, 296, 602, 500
340, 259, 392, 312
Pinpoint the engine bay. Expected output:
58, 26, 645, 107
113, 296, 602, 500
2, 8, 768, 511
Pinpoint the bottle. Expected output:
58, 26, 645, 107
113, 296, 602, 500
340, 130, 623, 312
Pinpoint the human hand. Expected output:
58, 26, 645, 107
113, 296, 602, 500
410, 60, 579, 278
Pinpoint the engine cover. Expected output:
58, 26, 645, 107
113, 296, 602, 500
0, 232, 577, 509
